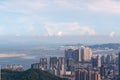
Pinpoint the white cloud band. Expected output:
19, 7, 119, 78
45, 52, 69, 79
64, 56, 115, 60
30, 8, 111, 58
45, 22, 96, 36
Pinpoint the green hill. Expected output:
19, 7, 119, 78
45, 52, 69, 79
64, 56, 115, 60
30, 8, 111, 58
1, 69, 68, 80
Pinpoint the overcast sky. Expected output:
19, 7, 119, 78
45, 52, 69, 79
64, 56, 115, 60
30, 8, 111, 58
0, 0, 120, 44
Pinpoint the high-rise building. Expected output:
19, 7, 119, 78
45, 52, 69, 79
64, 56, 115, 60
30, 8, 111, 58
111, 54, 116, 63
75, 69, 100, 80
65, 47, 92, 63
73, 49, 81, 62
91, 57, 98, 68
96, 55, 101, 67
106, 54, 112, 65
100, 65, 106, 79
101, 55, 106, 64
83, 47, 92, 62
89, 71, 101, 80
66, 58, 74, 71
58, 57, 65, 76
50, 57, 58, 70
65, 48, 77, 71
91, 56, 101, 68
49, 57, 58, 75
78, 47, 93, 62
65, 49, 74, 61
40, 57, 47, 70
75, 69, 88, 80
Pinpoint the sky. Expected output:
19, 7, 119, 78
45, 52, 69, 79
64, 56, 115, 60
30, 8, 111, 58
0, 0, 120, 44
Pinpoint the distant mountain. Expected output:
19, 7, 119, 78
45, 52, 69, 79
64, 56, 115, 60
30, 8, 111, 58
64, 43, 83, 46
89, 43, 120, 49
1, 69, 68, 80
64, 43, 120, 50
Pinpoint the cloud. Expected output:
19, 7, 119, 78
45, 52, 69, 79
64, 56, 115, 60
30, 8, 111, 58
88, 0, 120, 14
0, 0, 47, 14
109, 31, 116, 37
53, 0, 120, 14
0, 0, 119, 37
57, 31, 63, 36
53, 0, 84, 9
0, 0, 120, 14
0, 53, 26, 58
44, 22, 96, 36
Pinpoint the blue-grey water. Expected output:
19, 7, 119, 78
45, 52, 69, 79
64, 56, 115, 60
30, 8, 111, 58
0, 45, 65, 69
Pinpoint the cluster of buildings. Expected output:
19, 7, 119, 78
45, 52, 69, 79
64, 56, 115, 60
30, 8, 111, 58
31, 57, 47, 71
91, 54, 118, 80
31, 56, 65, 77
31, 46, 120, 80
65, 47, 101, 80
1, 47, 120, 80
3, 46, 119, 80
75, 69, 100, 80
1, 64, 23, 71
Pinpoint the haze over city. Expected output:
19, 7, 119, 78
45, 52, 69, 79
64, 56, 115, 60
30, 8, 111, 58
1, 0, 120, 80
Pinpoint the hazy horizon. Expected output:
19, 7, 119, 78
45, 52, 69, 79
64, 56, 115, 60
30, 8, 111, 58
0, 35, 119, 46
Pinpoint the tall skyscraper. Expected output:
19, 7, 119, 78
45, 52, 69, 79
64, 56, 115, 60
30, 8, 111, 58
40, 57, 47, 70
83, 47, 92, 62
77, 47, 92, 62
58, 57, 65, 76
106, 54, 112, 65
73, 48, 82, 62
50, 57, 58, 70
66, 58, 74, 71
101, 55, 106, 64
96, 55, 101, 67
49, 57, 58, 75
65, 49, 74, 60
65, 48, 76, 71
